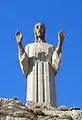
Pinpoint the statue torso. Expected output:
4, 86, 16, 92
25, 42, 56, 63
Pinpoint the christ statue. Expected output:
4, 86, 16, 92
15, 22, 65, 106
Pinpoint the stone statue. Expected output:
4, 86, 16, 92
15, 22, 65, 106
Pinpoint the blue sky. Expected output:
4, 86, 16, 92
0, 0, 82, 108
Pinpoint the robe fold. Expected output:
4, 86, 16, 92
19, 42, 61, 106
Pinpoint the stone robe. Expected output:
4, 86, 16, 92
19, 42, 61, 106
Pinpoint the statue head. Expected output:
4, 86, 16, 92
34, 22, 46, 42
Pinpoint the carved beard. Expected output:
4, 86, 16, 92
34, 31, 46, 43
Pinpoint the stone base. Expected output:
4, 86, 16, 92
0, 98, 81, 120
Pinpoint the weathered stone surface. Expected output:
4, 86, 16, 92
57, 105, 69, 111
0, 98, 82, 120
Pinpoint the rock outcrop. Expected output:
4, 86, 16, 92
0, 98, 81, 120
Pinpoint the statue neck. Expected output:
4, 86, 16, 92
35, 37, 46, 43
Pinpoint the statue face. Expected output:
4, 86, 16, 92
34, 23, 45, 38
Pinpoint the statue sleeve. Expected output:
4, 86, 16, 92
52, 49, 62, 76
18, 47, 29, 76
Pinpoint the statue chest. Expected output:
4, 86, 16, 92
25, 43, 54, 62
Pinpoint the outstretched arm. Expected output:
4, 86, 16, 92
15, 31, 29, 76
15, 31, 25, 60
55, 30, 65, 55
52, 30, 65, 75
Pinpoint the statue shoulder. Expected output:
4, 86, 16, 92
25, 43, 36, 50
47, 43, 56, 49
43, 42, 56, 52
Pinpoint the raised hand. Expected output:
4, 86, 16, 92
58, 30, 65, 44
15, 31, 23, 43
